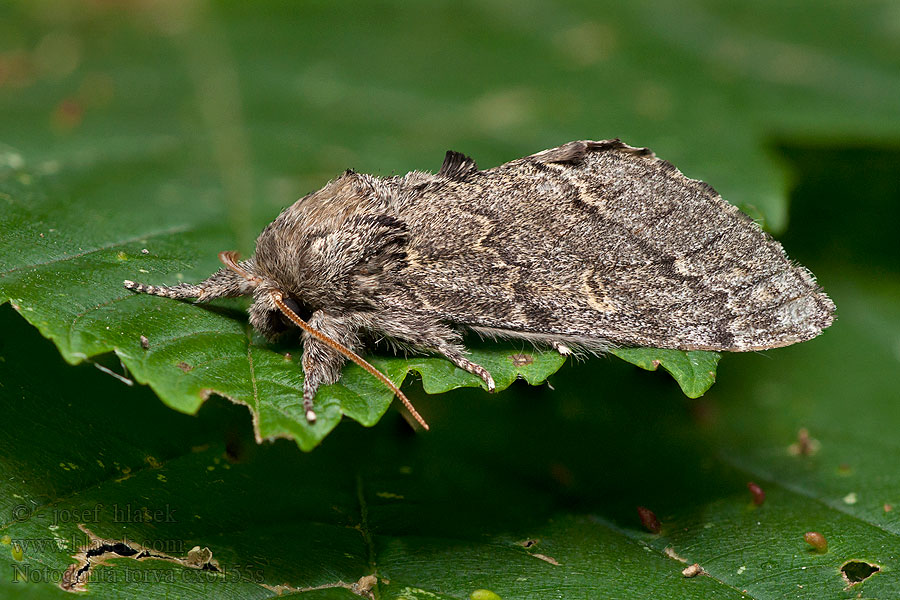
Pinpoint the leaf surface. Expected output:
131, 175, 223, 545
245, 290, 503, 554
2, 0, 893, 448
2, 241, 898, 598
0, 146, 717, 450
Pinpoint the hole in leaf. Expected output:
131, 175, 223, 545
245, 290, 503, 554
62, 525, 219, 592
841, 560, 879, 584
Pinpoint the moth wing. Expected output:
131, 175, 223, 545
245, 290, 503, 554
396, 140, 834, 352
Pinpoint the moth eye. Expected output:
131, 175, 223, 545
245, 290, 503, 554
282, 296, 313, 322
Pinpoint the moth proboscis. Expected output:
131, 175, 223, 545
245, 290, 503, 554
124, 139, 835, 429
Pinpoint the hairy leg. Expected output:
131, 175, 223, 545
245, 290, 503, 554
439, 346, 496, 391
375, 313, 496, 392
299, 311, 363, 422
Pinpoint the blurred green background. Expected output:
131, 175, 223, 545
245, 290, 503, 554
1, 1, 899, 598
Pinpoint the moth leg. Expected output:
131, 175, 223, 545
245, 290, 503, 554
551, 341, 573, 356
300, 311, 362, 422
374, 315, 496, 392
437, 345, 496, 392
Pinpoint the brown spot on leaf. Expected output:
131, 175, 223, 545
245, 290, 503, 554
663, 546, 687, 563
518, 539, 539, 548
140, 335, 150, 349
637, 506, 661, 534
354, 574, 378, 594
532, 552, 560, 566
509, 353, 533, 367
52, 97, 84, 131
664, 546, 687, 563
0, 51, 34, 89
747, 481, 766, 506
176, 361, 192, 373
184, 546, 214, 568
682, 563, 704, 578
788, 428, 820, 456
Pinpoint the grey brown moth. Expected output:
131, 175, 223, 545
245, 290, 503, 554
124, 139, 835, 428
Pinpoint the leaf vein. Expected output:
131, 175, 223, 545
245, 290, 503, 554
585, 514, 763, 599
68, 294, 137, 346
139, 329, 243, 351
247, 346, 260, 417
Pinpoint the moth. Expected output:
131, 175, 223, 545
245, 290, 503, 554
124, 140, 835, 428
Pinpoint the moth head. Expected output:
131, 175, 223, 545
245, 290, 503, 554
219, 250, 428, 430
252, 172, 407, 310
214, 251, 305, 340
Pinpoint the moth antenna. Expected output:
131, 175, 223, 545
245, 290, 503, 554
219, 250, 262, 285
270, 291, 429, 430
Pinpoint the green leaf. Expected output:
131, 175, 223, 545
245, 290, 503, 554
2, 205, 899, 598
611, 349, 720, 398
0, 145, 718, 452
2, 0, 888, 450
2, 1, 899, 593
